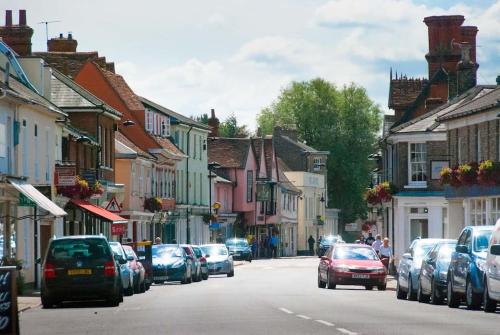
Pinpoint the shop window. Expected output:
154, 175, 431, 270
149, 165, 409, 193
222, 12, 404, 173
470, 199, 486, 226
490, 198, 500, 225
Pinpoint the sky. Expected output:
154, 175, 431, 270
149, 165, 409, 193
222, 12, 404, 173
5, 0, 500, 131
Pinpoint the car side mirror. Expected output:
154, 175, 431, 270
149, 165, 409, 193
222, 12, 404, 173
490, 244, 500, 256
402, 252, 412, 260
456, 245, 469, 254
205, 254, 210, 258
119, 257, 127, 265
36, 258, 42, 264
127, 255, 134, 261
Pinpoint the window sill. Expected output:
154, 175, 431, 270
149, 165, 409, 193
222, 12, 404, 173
404, 184, 428, 189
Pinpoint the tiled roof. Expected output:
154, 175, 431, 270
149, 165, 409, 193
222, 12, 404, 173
280, 135, 323, 152
393, 86, 496, 134
252, 138, 263, 168
115, 131, 154, 159
153, 136, 186, 158
277, 158, 301, 193
34, 51, 115, 77
388, 77, 428, 109
436, 86, 500, 122
140, 96, 210, 130
208, 138, 250, 168
97, 66, 144, 111
50, 69, 121, 118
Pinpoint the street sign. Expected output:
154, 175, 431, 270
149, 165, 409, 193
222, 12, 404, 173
256, 183, 271, 202
54, 166, 76, 186
18, 193, 35, 207
105, 196, 121, 213
209, 223, 221, 229
0, 267, 19, 334
111, 223, 125, 235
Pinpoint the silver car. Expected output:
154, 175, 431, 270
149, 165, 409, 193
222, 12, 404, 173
396, 238, 446, 300
200, 244, 234, 277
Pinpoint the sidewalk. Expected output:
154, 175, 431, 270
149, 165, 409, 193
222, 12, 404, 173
386, 275, 397, 291
18, 288, 41, 312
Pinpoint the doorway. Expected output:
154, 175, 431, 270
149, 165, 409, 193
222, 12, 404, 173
410, 218, 428, 241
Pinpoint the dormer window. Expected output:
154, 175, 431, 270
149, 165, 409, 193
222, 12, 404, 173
313, 158, 322, 171
145, 111, 153, 132
161, 117, 170, 137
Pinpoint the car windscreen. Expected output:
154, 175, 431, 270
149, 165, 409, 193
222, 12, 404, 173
474, 230, 492, 252
201, 246, 228, 256
226, 240, 248, 247
333, 247, 377, 260
109, 243, 125, 258
438, 244, 456, 260
47, 238, 112, 263
413, 242, 435, 258
153, 246, 183, 259
192, 248, 202, 258
321, 236, 339, 246
122, 246, 137, 259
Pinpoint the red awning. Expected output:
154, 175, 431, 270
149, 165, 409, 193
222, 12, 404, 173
70, 199, 128, 224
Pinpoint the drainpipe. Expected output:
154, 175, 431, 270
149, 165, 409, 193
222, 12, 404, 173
186, 126, 193, 243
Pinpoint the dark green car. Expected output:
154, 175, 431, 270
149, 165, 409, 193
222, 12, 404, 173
41, 235, 123, 308
226, 238, 252, 262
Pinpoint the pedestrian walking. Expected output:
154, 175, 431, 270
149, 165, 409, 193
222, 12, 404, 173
270, 234, 279, 258
308, 235, 315, 255
155, 236, 162, 244
379, 237, 393, 271
365, 232, 375, 245
371, 234, 382, 255
251, 236, 257, 258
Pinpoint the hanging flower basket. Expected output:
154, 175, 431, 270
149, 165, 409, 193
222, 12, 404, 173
365, 182, 396, 206
440, 167, 461, 187
56, 176, 103, 199
144, 197, 163, 212
457, 163, 478, 186
477, 160, 500, 186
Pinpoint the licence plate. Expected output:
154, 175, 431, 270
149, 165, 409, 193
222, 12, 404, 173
68, 269, 92, 275
352, 274, 369, 279
154, 276, 167, 281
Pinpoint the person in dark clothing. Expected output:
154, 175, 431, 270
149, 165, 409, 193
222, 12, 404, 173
270, 235, 279, 258
308, 235, 315, 255
365, 232, 375, 246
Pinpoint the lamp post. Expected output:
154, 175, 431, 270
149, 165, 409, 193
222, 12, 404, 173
208, 161, 221, 242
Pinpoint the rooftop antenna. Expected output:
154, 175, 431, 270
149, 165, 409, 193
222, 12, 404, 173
37, 20, 61, 49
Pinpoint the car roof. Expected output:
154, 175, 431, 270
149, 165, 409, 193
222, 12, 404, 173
153, 244, 179, 247
52, 235, 107, 241
465, 225, 495, 231
335, 243, 372, 248
200, 244, 226, 247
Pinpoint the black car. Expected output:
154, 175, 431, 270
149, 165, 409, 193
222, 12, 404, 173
417, 240, 456, 304
225, 238, 252, 262
317, 235, 343, 257
41, 235, 123, 308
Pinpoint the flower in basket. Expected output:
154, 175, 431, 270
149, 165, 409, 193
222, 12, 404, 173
477, 160, 497, 186
144, 197, 163, 212
376, 182, 393, 203
92, 181, 104, 195
364, 188, 379, 205
457, 163, 478, 185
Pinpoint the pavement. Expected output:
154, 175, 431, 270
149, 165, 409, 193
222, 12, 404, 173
20, 257, 499, 335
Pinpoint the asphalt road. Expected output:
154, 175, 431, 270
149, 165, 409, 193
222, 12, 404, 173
20, 257, 499, 335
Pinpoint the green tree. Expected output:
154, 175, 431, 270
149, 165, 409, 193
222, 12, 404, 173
257, 78, 381, 223
219, 113, 250, 138
192, 113, 209, 124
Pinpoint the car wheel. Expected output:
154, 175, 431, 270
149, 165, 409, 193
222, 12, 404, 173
202, 272, 208, 280
107, 287, 121, 307
417, 279, 429, 303
430, 278, 442, 305
181, 269, 189, 284
483, 280, 497, 313
447, 278, 460, 308
377, 284, 386, 291
407, 276, 417, 301
125, 278, 134, 296
227, 268, 235, 277
139, 280, 146, 293
396, 278, 406, 300
41, 295, 54, 309
365, 285, 373, 290
327, 272, 336, 289
318, 271, 326, 288
465, 277, 481, 310
134, 277, 141, 293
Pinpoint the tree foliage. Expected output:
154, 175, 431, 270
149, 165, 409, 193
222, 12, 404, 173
192, 113, 209, 124
219, 113, 250, 138
257, 78, 381, 223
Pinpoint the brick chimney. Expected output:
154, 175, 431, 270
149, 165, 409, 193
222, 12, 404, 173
456, 42, 478, 96
47, 33, 78, 52
207, 109, 219, 137
0, 10, 33, 56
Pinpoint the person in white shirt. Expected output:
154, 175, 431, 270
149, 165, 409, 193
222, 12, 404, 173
379, 238, 392, 258
371, 234, 382, 255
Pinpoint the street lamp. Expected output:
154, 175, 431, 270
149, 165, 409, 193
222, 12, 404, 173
208, 161, 221, 241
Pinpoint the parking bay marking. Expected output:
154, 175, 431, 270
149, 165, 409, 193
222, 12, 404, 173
337, 328, 357, 335
279, 307, 294, 314
315, 320, 334, 327
296, 314, 311, 320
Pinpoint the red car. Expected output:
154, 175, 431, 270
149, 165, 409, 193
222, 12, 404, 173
318, 244, 387, 290
122, 245, 146, 293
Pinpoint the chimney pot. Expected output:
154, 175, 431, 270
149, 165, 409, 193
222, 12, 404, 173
68, 33, 72, 40
496, 75, 500, 86
19, 10, 26, 26
59, 33, 63, 38
211, 108, 215, 118
5, 10, 12, 26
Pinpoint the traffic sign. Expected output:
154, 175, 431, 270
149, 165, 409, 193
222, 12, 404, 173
105, 196, 121, 213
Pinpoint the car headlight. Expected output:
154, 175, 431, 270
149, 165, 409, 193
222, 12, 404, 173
475, 259, 486, 272
371, 267, 386, 274
172, 260, 184, 268
439, 271, 447, 281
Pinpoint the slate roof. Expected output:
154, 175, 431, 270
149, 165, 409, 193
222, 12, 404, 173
34, 51, 115, 78
388, 77, 428, 110
208, 138, 250, 168
50, 69, 121, 118
140, 96, 210, 130
280, 135, 323, 152
277, 157, 301, 194
392, 86, 496, 134
436, 86, 500, 122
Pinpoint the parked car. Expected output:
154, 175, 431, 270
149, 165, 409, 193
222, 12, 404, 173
109, 242, 134, 296
126, 240, 153, 290
152, 244, 192, 284
226, 238, 252, 262
417, 240, 457, 304
447, 225, 494, 309
396, 238, 443, 300
484, 219, 500, 312
200, 244, 234, 277
317, 243, 387, 290
180, 244, 202, 282
122, 245, 146, 293
317, 235, 343, 257
192, 245, 209, 280
41, 235, 123, 308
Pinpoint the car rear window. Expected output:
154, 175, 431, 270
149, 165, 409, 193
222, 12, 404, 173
226, 239, 248, 247
153, 245, 183, 259
474, 230, 492, 252
122, 246, 137, 259
333, 247, 377, 260
201, 246, 228, 256
109, 243, 126, 258
47, 238, 112, 262
192, 247, 202, 257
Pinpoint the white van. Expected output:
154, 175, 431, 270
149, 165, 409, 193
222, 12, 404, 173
484, 218, 500, 312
